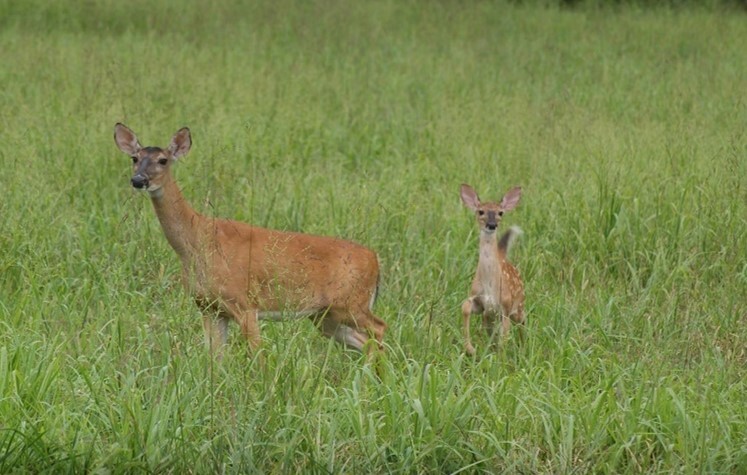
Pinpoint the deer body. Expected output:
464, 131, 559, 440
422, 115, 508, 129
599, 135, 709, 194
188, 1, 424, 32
460, 184, 525, 355
115, 124, 385, 355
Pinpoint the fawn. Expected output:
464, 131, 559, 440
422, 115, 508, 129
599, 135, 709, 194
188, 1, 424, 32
460, 184, 525, 355
114, 124, 386, 357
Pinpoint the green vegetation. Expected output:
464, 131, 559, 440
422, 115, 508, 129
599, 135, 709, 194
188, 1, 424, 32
1, 0, 746, 472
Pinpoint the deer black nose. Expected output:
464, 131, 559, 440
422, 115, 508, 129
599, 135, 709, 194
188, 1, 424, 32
131, 175, 148, 189
487, 224, 497, 231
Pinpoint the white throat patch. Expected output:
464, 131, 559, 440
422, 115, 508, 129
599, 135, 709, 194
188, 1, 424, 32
148, 186, 164, 198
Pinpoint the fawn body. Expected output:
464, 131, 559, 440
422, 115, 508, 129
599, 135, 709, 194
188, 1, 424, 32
460, 184, 525, 355
114, 124, 386, 356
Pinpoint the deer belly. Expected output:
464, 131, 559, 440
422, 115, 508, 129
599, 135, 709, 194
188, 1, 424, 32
478, 293, 501, 314
257, 309, 319, 321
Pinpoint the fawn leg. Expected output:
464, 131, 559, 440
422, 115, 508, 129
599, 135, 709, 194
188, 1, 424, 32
462, 298, 479, 356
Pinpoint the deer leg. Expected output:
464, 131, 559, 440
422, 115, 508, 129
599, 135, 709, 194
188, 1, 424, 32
513, 308, 526, 345
484, 311, 509, 351
221, 300, 261, 354
202, 313, 229, 357
320, 307, 386, 354
501, 312, 512, 342
239, 309, 261, 352
354, 308, 387, 349
483, 313, 499, 340
461, 298, 478, 356
317, 316, 367, 351
516, 320, 526, 345
351, 307, 388, 373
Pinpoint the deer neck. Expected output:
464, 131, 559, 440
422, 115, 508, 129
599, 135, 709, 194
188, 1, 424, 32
476, 231, 503, 293
149, 175, 204, 261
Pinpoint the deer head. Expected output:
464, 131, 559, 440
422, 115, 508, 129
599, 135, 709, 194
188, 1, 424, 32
460, 184, 521, 235
114, 123, 192, 194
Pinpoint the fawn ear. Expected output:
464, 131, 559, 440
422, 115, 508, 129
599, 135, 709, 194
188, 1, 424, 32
168, 127, 192, 159
500, 186, 522, 211
114, 123, 141, 156
460, 184, 481, 211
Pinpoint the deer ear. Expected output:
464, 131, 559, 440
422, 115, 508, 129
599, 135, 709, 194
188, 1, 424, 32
114, 123, 141, 156
168, 127, 192, 159
460, 184, 481, 211
500, 186, 522, 211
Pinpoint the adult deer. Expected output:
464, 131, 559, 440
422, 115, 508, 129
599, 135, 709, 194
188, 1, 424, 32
460, 184, 525, 356
114, 123, 386, 357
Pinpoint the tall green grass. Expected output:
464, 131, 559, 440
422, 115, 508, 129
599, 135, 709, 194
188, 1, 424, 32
1, 0, 746, 472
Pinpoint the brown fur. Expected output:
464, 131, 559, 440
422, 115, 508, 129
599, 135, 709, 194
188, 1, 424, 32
459, 184, 525, 355
115, 124, 386, 357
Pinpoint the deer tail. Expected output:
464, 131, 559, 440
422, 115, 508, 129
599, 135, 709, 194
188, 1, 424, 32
498, 226, 523, 256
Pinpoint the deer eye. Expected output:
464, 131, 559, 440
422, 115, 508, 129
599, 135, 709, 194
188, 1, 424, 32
478, 210, 484, 216
158, 158, 168, 165
498, 211, 504, 216
131, 157, 138, 163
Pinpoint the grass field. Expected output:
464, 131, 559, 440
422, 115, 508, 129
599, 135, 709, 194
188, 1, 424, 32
1, 0, 747, 472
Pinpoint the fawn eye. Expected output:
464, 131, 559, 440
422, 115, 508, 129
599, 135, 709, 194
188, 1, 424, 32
478, 210, 484, 216
131, 157, 138, 163
498, 211, 504, 216
158, 158, 168, 165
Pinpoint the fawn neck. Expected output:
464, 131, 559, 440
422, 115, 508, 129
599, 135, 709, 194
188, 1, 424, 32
148, 175, 205, 261
476, 231, 503, 290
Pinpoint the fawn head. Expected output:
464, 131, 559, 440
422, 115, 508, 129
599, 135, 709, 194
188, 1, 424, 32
114, 123, 192, 194
460, 184, 521, 234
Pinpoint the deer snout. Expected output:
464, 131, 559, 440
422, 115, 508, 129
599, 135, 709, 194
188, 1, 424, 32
486, 211, 498, 231
131, 174, 149, 189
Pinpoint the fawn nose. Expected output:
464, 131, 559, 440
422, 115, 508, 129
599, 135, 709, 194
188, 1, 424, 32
131, 174, 149, 189
486, 211, 497, 230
